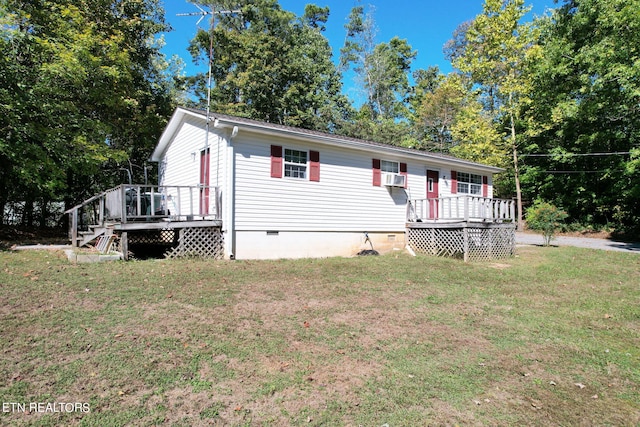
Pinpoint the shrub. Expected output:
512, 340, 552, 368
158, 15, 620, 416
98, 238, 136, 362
525, 200, 568, 246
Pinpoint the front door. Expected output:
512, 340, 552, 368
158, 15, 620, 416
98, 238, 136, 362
427, 169, 439, 219
200, 148, 210, 216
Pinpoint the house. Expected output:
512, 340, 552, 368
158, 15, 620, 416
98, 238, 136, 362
141, 107, 514, 260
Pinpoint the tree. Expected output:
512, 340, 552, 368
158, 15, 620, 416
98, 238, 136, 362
0, 0, 176, 226
449, 79, 507, 170
526, 0, 640, 236
340, 4, 416, 122
410, 71, 466, 152
186, 0, 349, 132
451, 0, 541, 230
525, 200, 568, 246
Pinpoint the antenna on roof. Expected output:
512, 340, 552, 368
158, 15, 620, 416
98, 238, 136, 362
177, 3, 241, 206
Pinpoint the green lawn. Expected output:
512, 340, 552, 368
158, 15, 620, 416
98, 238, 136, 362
0, 246, 638, 426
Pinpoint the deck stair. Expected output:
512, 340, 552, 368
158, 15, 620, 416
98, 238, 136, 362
94, 229, 116, 254
65, 184, 223, 258
76, 225, 114, 251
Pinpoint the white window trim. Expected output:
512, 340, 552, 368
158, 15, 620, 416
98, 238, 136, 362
283, 148, 308, 179
456, 172, 482, 195
380, 160, 399, 174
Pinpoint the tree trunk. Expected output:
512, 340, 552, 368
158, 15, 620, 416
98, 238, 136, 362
39, 198, 49, 228
510, 110, 524, 231
22, 196, 34, 228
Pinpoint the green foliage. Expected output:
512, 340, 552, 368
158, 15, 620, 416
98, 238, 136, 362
449, 0, 541, 225
525, 200, 568, 246
526, 0, 640, 236
0, 0, 176, 226
186, 0, 348, 132
340, 4, 416, 122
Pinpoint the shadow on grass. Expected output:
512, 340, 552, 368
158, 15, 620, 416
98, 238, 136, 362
0, 226, 68, 251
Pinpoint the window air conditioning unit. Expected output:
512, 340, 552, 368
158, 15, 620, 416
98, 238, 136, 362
383, 173, 405, 187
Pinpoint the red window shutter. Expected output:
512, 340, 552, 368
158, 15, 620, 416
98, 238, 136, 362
270, 145, 282, 178
400, 162, 408, 188
482, 175, 488, 197
450, 170, 457, 194
309, 150, 320, 182
372, 159, 381, 186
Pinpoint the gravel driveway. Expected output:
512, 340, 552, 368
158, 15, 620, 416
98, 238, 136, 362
516, 232, 640, 253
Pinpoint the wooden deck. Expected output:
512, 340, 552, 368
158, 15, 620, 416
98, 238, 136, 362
65, 185, 223, 259
406, 196, 517, 262
407, 196, 516, 224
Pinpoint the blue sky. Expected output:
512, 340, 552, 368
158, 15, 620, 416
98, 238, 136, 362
161, 0, 555, 94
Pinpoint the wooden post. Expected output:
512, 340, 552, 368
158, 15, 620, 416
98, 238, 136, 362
121, 232, 128, 261
150, 186, 155, 216
99, 197, 104, 225
463, 226, 469, 262
135, 185, 142, 218
464, 197, 469, 222
121, 185, 128, 223
71, 209, 78, 248
216, 187, 222, 219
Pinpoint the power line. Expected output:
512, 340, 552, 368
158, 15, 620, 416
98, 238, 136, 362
543, 170, 610, 174
524, 151, 632, 157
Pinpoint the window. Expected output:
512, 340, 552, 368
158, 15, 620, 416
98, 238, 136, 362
456, 172, 482, 195
271, 145, 320, 181
380, 160, 399, 174
284, 149, 307, 179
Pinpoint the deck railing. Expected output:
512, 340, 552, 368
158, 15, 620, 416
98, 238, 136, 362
408, 196, 516, 223
65, 185, 221, 246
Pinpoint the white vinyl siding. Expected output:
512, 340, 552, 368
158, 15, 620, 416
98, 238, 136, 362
233, 134, 415, 232
158, 117, 226, 216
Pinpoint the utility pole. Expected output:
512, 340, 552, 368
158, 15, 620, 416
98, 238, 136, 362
177, 4, 241, 214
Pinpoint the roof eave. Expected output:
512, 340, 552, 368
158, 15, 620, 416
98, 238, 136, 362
156, 107, 504, 174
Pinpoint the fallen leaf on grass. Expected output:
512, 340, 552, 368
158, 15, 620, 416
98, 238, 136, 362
531, 401, 543, 410
303, 321, 310, 328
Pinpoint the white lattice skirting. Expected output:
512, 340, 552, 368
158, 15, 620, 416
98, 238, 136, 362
408, 225, 515, 262
165, 227, 224, 259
